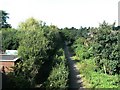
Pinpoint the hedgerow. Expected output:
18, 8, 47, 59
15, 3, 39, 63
43, 48, 69, 89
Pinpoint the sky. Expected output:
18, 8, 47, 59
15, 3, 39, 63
0, 0, 120, 28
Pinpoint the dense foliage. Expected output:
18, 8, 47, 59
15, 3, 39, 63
5, 18, 69, 88
1, 12, 119, 88
43, 48, 69, 89
77, 59, 119, 88
60, 27, 89, 46
61, 21, 120, 88
1, 28, 19, 51
93, 23, 120, 75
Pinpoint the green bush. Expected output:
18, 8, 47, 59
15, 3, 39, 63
93, 22, 120, 74
72, 37, 92, 60
43, 48, 69, 89
78, 59, 119, 88
45, 62, 68, 89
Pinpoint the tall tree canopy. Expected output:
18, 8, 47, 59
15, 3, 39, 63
18, 17, 45, 31
0, 10, 11, 28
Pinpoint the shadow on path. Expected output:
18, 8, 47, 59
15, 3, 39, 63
64, 42, 85, 90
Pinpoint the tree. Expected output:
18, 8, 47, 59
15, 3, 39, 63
0, 10, 11, 28
18, 17, 44, 31
2, 28, 19, 50
12, 18, 61, 87
93, 22, 120, 75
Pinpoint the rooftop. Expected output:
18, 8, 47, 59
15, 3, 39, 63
0, 50, 19, 61
0, 54, 18, 61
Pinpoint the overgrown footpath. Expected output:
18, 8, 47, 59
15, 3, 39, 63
1, 16, 120, 89
61, 22, 120, 88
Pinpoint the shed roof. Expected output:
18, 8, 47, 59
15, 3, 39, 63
0, 55, 19, 62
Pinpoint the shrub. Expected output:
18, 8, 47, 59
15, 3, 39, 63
77, 59, 119, 88
43, 48, 69, 89
93, 23, 120, 74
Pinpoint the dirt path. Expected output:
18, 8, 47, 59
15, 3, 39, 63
64, 42, 84, 90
